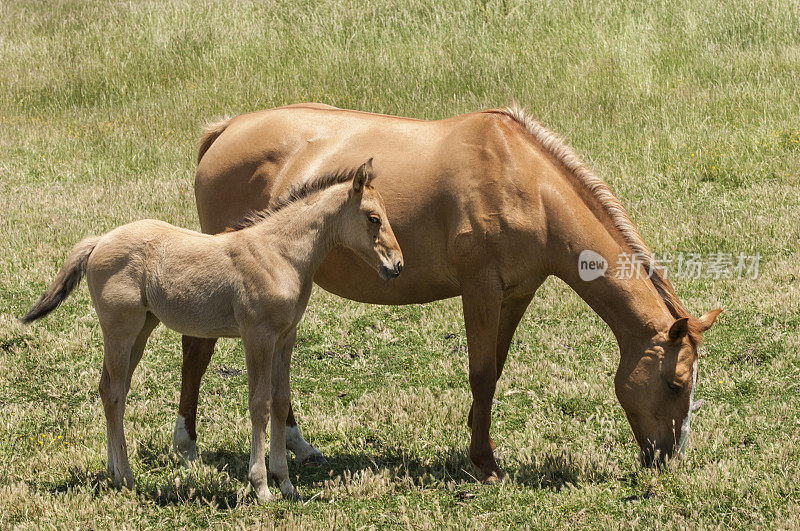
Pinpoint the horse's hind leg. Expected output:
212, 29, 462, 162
174, 336, 216, 461
176, 335, 326, 467
278, 334, 326, 467
98, 310, 148, 489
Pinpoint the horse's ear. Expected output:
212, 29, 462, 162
696, 309, 722, 332
352, 158, 373, 194
668, 317, 690, 342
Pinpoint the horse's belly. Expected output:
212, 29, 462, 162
313, 246, 460, 304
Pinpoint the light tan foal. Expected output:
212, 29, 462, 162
22, 160, 403, 502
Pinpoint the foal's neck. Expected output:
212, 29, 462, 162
245, 186, 349, 282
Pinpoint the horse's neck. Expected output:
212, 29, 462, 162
542, 188, 674, 345
246, 189, 345, 282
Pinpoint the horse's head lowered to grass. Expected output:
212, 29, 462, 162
501, 104, 725, 468
615, 309, 722, 466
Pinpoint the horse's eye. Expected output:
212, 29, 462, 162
368, 215, 381, 225
666, 380, 683, 394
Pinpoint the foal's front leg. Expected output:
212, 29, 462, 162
269, 329, 299, 500
242, 327, 276, 503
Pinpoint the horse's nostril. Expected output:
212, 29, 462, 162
395, 262, 403, 276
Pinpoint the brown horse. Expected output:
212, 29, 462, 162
22, 161, 403, 500
177, 103, 721, 482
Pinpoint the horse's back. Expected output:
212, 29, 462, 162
195, 106, 508, 226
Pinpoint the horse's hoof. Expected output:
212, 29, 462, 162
297, 452, 329, 468
173, 417, 199, 462
282, 486, 301, 502
176, 446, 199, 464
480, 472, 507, 485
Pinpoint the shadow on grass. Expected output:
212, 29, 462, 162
43, 439, 609, 507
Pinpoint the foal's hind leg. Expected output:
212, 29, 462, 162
125, 313, 160, 393
98, 311, 148, 489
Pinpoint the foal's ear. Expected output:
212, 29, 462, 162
352, 158, 374, 194
668, 317, 690, 342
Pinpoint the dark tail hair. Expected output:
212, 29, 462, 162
20, 236, 101, 324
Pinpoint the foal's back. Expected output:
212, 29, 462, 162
86, 219, 242, 337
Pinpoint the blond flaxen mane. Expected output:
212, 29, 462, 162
493, 103, 690, 321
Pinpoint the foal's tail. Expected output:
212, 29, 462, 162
20, 236, 101, 324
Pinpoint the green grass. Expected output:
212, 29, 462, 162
1, 0, 799, 527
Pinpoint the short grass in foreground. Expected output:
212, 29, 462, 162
1, 0, 799, 527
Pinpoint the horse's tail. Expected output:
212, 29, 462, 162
197, 117, 232, 163
20, 236, 101, 324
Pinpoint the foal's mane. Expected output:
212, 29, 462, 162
227, 166, 364, 231
491, 104, 691, 323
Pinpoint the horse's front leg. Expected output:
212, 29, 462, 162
242, 327, 276, 503
269, 328, 300, 501
461, 270, 504, 483
466, 292, 536, 447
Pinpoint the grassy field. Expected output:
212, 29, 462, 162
1, 0, 799, 527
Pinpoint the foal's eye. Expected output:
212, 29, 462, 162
368, 215, 381, 225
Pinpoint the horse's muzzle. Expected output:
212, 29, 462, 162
381, 261, 403, 279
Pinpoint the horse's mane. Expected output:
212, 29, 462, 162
227, 166, 363, 231
490, 103, 691, 324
